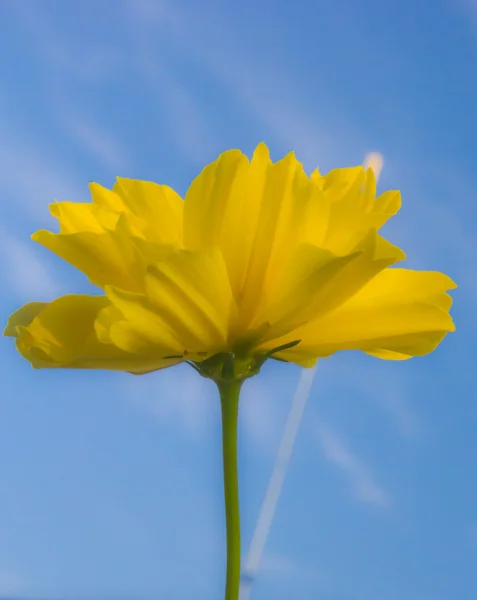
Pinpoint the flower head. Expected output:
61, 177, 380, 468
5, 143, 456, 375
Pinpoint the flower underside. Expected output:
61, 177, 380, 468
5, 143, 456, 375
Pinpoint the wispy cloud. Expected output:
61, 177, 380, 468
12, 0, 120, 82
315, 422, 391, 508
261, 553, 323, 585
128, 2, 364, 170
60, 113, 129, 173
122, 365, 285, 452
122, 364, 217, 439
124, 4, 221, 165
326, 361, 421, 438
371, 379, 420, 438
0, 230, 65, 302
240, 378, 284, 455
178, 31, 347, 167
141, 64, 221, 165
0, 124, 84, 221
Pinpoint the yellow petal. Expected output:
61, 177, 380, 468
4, 302, 47, 336
310, 168, 322, 184
255, 230, 405, 343
5, 304, 54, 368
268, 269, 456, 360
113, 178, 184, 245
183, 148, 256, 300
183, 144, 403, 335
130, 237, 178, 265
51, 183, 129, 235
101, 288, 184, 353
144, 247, 234, 349
89, 182, 124, 211
50, 202, 108, 234
269, 349, 318, 368
345, 268, 457, 306
89, 182, 146, 237
32, 229, 145, 291
252, 244, 362, 339
238, 150, 322, 327
305, 167, 402, 255
183, 149, 247, 250
372, 190, 402, 224
105, 247, 235, 355
183, 144, 316, 323
6, 295, 182, 372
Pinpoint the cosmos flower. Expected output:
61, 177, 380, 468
5, 143, 455, 372
4, 143, 456, 600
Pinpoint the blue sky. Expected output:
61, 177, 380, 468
1, 0, 476, 598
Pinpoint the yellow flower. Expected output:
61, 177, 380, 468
5, 143, 455, 373
4, 143, 457, 600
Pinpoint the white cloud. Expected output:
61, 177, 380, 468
123, 365, 285, 452
0, 230, 65, 302
60, 113, 129, 173
123, 5, 221, 165
12, 0, 120, 82
372, 381, 420, 438
325, 360, 421, 438
0, 125, 84, 221
240, 378, 283, 455
315, 422, 391, 508
141, 64, 221, 165
123, 364, 217, 439
127, 3, 364, 170
261, 553, 323, 584
180, 32, 345, 168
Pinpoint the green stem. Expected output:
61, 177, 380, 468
218, 379, 243, 600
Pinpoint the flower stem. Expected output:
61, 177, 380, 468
218, 379, 243, 600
